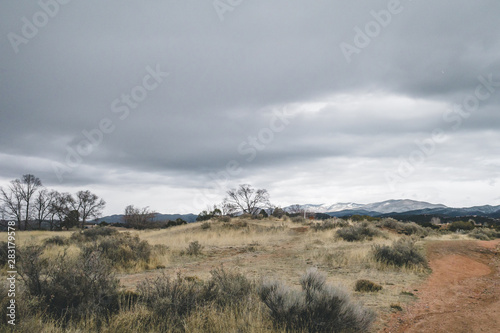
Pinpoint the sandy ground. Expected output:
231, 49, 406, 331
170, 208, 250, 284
383, 239, 500, 333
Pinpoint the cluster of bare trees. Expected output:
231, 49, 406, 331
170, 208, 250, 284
0, 174, 105, 230
122, 205, 157, 229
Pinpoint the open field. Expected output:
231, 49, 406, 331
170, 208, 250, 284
2, 217, 499, 332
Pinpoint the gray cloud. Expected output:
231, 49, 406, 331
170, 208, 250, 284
1, 0, 499, 214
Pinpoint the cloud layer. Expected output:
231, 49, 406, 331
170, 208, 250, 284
1, 0, 499, 214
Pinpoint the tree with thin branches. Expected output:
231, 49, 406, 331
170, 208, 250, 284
74, 190, 106, 229
49, 192, 75, 230
19, 174, 43, 230
0, 181, 24, 228
122, 205, 157, 229
223, 184, 270, 216
34, 189, 57, 230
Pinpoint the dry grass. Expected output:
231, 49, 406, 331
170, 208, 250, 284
8, 218, 438, 332
16, 230, 73, 246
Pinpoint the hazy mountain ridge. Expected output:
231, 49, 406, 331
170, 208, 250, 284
285, 200, 500, 217
95, 200, 500, 223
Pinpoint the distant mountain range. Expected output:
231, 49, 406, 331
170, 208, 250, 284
94, 199, 500, 224
284, 200, 500, 218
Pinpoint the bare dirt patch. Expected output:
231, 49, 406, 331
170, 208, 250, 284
384, 239, 500, 333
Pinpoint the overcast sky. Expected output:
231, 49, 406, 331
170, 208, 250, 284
1, 0, 499, 215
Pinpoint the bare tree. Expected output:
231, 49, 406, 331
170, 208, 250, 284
0, 180, 24, 228
123, 205, 157, 229
34, 189, 57, 230
223, 184, 271, 215
49, 192, 75, 230
19, 174, 42, 230
74, 190, 106, 229
288, 204, 304, 215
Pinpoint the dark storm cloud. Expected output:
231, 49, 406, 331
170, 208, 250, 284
0, 0, 499, 213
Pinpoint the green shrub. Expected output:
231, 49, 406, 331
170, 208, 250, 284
449, 220, 475, 232
373, 238, 427, 267
336, 222, 384, 242
468, 228, 500, 240
354, 279, 382, 292
350, 215, 380, 222
378, 219, 429, 237
259, 268, 376, 332
390, 303, 403, 311
201, 221, 211, 229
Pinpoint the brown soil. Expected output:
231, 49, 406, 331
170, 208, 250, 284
383, 239, 500, 333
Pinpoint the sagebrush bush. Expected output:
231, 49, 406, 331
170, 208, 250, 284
201, 221, 211, 229
312, 219, 348, 231
291, 216, 306, 223
80, 232, 152, 269
205, 266, 253, 307
186, 240, 203, 256
137, 267, 252, 329
378, 219, 428, 237
18, 244, 119, 321
448, 220, 475, 232
468, 228, 500, 240
43, 235, 68, 246
373, 238, 427, 267
259, 268, 375, 332
336, 222, 384, 242
71, 226, 118, 242
138, 273, 205, 327
219, 215, 231, 222
354, 279, 382, 293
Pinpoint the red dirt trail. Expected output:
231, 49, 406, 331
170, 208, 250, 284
383, 239, 500, 333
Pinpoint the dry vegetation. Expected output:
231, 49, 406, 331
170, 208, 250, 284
1, 216, 498, 332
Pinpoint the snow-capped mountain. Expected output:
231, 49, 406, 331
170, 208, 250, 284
284, 200, 500, 217
285, 199, 446, 214
360, 199, 447, 214
286, 203, 364, 213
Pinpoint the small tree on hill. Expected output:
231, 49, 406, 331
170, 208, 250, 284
223, 184, 270, 216
74, 190, 106, 229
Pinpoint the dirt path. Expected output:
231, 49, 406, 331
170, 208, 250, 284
384, 239, 500, 333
